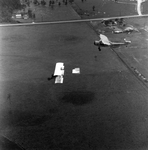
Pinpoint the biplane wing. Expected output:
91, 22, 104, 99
54, 62, 64, 84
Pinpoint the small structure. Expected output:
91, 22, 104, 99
15, 14, 22, 19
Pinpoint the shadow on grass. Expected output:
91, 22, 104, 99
61, 91, 94, 105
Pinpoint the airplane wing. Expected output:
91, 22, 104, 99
111, 42, 125, 45
124, 27, 133, 31
54, 62, 64, 83
100, 34, 111, 45
55, 75, 64, 84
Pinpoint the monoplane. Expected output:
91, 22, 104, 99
94, 34, 131, 51
112, 26, 139, 34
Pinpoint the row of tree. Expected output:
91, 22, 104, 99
0, 0, 22, 22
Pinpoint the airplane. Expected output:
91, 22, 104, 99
48, 62, 64, 83
123, 26, 139, 34
94, 34, 131, 51
112, 25, 139, 34
48, 63, 81, 83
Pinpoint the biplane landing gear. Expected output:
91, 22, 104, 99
98, 47, 101, 51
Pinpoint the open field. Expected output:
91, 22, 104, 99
1, 20, 148, 150
1, 0, 148, 150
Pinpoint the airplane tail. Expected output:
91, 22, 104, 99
94, 40, 100, 46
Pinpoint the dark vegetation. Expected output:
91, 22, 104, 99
0, 0, 22, 23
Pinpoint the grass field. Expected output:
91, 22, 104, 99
1, 22, 148, 150
73, 0, 148, 18
1, 1, 148, 150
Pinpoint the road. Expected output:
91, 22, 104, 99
1, 14, 148, 27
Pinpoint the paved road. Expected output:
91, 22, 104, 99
1, 14, 148, 27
